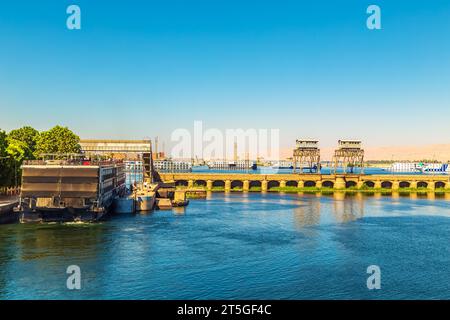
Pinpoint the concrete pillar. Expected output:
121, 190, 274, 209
392, 181, 399, 191
410, 181, 417, 189
261, 180, 268, 192
316, 180, 322, 188
280, 180, 286, 188
374, 180, 382, 189
225, 180, 231, 192
206, 180, 213, 191
243, 180, 249, 192
334, 177, 345, 189
297, 181, 304, 188
188, 180, 194, 188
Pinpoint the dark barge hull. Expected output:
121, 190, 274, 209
20, 207, 108, 223
19, 162, 126, 223
0, 204, 19, 224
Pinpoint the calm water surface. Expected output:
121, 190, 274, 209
0, 192, 449, 299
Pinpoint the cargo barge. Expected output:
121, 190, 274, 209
18, 157, 126, 223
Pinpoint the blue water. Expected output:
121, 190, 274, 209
0, 192, 449, 299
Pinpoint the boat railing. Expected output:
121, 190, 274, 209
22, 159, 124, 166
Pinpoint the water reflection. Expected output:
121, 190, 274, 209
331, 192, 364, 223
293, 198, 321, 228
0, 223, 111, 299
292, 192, 369, 227
173, 207, 186, 215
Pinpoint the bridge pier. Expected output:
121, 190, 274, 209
316, 180, 322, 188
280, 180, 286, 188
392, 181, 400, 191
206, 180, 213, 191
410, 181, 417, 189
243, 180, 249, 192
261, 180, 268, 192
225, 180, 231, 192
374, 180, 382, 189
357, 181, 364, 189
188, 180, 194, 188
428, 182, 435, 191
297, 181, 304, 188
334, 177, 345, 189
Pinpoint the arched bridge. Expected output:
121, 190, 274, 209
159, 173, 450, 191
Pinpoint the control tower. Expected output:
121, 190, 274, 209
332, 140, 364, 174
293, 139, 321, 173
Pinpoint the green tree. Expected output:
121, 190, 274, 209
0, 129, 7, 157
5, 140, 28, 187
35, 125, 81, 157
7, 126, 39, 156
6, 139, 28, 163
0, 129, 13, 186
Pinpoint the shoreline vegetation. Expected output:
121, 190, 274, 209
180, 185, 450, 194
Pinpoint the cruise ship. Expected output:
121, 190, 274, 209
418, 163, 450, 174
153, 159, 192, 172
18, 158, 126, 223
388, 162, 449, 174
388, 162, 421, 173
206, 160, 257, 170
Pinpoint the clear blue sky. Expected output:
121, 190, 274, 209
0, 0, 449, 150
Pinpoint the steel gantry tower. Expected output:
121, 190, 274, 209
293, 139, 321, 173
332, 140, 364, 174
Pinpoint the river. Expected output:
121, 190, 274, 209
0, 192, 449, 299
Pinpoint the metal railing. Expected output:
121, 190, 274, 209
23, 159, 124, 166
0, 186, 20, 196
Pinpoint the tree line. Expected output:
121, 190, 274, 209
0, 125, 81, 186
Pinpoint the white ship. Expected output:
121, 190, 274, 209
388, 162, 421, 173
388, 162, 449, 174
418, 163, 449, 174
207, 160, 257, 170
270, 160, 294, 169
125, 159, 192, 174
153, 159, 192, 172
